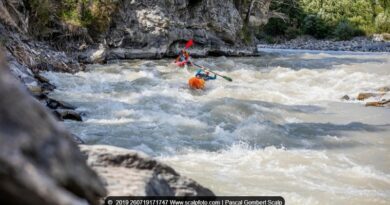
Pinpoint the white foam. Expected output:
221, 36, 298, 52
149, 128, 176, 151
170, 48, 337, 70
43, 52, 390, 205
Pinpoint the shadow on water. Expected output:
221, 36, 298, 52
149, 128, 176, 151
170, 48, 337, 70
73, 95, 389, 156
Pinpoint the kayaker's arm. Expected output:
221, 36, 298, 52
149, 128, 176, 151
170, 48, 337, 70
195, 69, 203, 76
208, 74, 217, 80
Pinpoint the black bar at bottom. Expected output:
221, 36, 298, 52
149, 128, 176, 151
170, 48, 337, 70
105, 196, 285, 205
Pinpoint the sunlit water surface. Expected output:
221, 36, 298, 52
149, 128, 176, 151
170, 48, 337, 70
44, 50, 390, 205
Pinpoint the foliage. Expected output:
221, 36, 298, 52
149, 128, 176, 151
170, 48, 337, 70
27, 0, 54, 38
260, 0, 390, 40
239, 24, 253, 45
264, 18, 288, 36
265, 35, 276, 44
302, 15, 329, 39
299, 0, 385, 35
188, 0, 203, 8
375, 12, 390, 33
59, 0, 117, 36
285, 27, 302, 40
27, 0, 117, 40
333, 20, 363, 40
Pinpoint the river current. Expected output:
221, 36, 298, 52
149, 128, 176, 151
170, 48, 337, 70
44, 50, 390, 205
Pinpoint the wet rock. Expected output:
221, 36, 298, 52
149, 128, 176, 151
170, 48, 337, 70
34, 73, 51, 84
341, 95, 350, 100
80, 145, 215, 196
34, 93, 49, 100
54, 110, 83, 121
357, 92, 385, 101
52, 110, 63, 121
46, 98, 76, 110
41, 82, 56, 92
26, 83, 43, 95
78, 44, 107, 64
365, 100, 390, 107
0, 51, 106, 205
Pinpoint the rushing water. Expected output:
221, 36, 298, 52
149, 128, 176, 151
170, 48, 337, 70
44, 50, 390, 205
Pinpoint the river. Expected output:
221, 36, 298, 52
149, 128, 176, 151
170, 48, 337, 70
43, 50, 390, 205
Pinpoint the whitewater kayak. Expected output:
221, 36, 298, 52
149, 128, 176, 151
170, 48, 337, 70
188, 77, 205, 89
174, 60, 188, 67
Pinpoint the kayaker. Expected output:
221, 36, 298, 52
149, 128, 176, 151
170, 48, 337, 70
188, 69, 216, 89
195, 69, 216, 81
175, 49, 192, 66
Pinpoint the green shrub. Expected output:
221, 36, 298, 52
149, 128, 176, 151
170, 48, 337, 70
265, 36, 276, 44
264, 18, 288, 36
285, 27, 302, 40
240, 25, 254, 45
299, 0, 385, 35
375, 12, 390, 33
27, 0, 118, 40
302, 15, 329, 39
28, 0, 53, 38
333, 20, 361, 40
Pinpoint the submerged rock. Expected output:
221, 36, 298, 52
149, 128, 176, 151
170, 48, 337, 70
366, 100, 390, 107
47, 98, 76, 110
0, 51, 106, 205
341, 95, 350, 100
357, 92, 385, 100
53, 110, 83, 121
80, 145, 215, 196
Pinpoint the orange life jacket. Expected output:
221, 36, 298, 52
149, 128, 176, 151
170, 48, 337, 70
188, 77, 205, 89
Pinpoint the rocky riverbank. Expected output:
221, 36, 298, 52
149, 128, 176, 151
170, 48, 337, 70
258, 35, 390, 52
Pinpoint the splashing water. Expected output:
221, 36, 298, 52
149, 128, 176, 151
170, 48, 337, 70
44, 50, 390, 204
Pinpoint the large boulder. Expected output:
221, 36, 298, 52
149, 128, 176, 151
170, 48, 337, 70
0, 50, 106, 205
80, 145, 215, 196
106, 0, 243, 57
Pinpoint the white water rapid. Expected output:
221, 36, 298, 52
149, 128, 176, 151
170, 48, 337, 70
43, 50, 390, 205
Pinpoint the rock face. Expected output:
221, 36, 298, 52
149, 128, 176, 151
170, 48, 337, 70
106, 0, 242, 55
97, 0, 254, 61
80, 145, 215, 196
0, 51, 106, 205
0, 0, 258, 64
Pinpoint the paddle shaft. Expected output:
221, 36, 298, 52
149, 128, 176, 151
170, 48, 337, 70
193, 63, 232, 82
